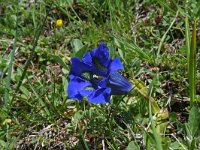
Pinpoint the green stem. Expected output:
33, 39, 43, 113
148, 80, 163, 150
189, 20, 197, 107
185, 16, 191, 70
149, 101, 163, 150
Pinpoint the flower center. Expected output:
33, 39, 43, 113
93, 58, 108, 76
81, 71, 103, 90
81, 72, 91, 81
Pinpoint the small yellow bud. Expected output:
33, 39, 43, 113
56, 19, 63, 27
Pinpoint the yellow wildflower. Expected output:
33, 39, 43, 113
56, 19, 63, 27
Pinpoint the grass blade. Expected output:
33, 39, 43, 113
28, 81, 50, 116
156, 11, 178, 61
114, 37, 151, 61
4, 0, 19, 105
10, 9, 50, 105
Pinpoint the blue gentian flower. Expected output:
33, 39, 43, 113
67, 43, 132, 103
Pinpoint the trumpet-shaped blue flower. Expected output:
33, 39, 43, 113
67, 43, 132, 103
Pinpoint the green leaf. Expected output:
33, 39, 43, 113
71, 39, 84, 53
71, 39, 88, 58
73, 110, 84, 130
107, 43, 115, 59
74, 45, 88, 58
130, 78, 160, 113
0, 140, 6, 148
49, 54, 68, 70
20, 86, 30, 98
170, 141, 186, 150
188, 104, 200, 136
126, 141, 140, 150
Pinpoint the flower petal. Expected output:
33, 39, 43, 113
108, 71, 132, 95
109, 58, 124, 72
91, 43, 110, 67
68, 75, 92, 100
70, 58, 91, 76
79, 89, 93, 97
82, 52, 92, 66
88, 88, 111, 103
92, 66, 108, 77
98, 78, 108, 88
